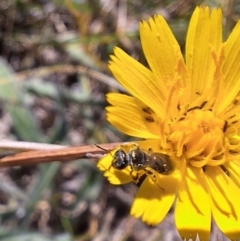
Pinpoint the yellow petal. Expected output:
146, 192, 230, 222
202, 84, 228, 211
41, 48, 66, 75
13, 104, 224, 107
224, 160, 240, 188
205, 166, 240, 240
97, 149, 132, 184
221, 20, 240, 111
186, 7, 222, 95
131, 153, 184, 225
106, 93, 139, 109
106, 106, 160, 139
109, 47, 166, 114
175, 166, 211, 241
130, 175, 175, 225
209, 8, 222, 50
136, 139, 164, 151
106, 93, 162, 139
140, 15, 182, 82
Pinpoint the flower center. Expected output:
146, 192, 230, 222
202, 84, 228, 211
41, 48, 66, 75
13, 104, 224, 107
168, 109, 227, 167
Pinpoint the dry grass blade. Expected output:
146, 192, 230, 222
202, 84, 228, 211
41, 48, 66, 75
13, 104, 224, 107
16, 65, 125, 91
0, 142, 121, 167
0, 140, 68, 152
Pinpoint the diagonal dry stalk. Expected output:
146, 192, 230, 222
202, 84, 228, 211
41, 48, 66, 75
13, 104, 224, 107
0, 141, 121, 167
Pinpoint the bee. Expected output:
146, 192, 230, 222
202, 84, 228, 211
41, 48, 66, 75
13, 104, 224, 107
111, 144, 173, 182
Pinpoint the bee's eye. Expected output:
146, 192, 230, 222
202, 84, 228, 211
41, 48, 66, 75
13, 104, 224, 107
112, 149, 129, 170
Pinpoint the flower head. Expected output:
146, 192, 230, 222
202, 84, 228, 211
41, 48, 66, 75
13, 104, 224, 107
97, 6, 240, 241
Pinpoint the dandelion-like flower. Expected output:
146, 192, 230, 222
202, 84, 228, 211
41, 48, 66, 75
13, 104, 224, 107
97, 6, 240, 241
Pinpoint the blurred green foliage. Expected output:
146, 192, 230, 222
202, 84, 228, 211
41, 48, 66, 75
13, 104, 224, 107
0, 0, 239, 240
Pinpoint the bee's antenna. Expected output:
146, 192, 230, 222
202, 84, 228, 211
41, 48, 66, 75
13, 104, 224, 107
95, 144, 108, 152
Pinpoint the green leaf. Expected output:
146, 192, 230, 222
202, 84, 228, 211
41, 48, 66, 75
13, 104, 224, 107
9, 106, 45, 142
0, 57, 18, 102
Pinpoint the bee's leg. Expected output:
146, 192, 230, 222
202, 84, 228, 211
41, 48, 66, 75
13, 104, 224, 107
144, 168, 157, 182
147, 147, 153, 155
135, 174, 147, 187
128, 160, 139, 181
130, 170, 139, 182
132, 143, 139, 149
144, 168, 165, 191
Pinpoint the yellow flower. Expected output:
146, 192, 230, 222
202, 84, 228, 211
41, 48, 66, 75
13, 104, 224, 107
97, 6, 240, 241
